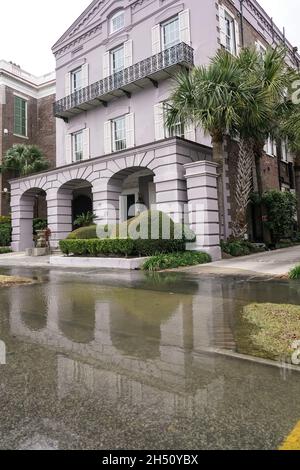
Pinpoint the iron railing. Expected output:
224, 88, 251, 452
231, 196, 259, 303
54, 42, 194, 118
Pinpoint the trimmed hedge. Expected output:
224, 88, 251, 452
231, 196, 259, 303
0, 247, 12, 254
142, 251, 211, 271
59, 238, 185, 257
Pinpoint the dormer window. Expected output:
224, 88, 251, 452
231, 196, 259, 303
110, 10, 125, 34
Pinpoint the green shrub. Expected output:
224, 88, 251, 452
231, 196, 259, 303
33, 218, 47, 234
289, 265, 300, 280
0, 216, 11, 225
74, 211, 97, 228
0, 223, 11, 247
59, 238, 185, 257
261, 190, 297, 244
221, 240, 251, 257
142, 251, 211, 271
67, 225, 99, 240
221, 240, 266, 257
0, 247, 12, 254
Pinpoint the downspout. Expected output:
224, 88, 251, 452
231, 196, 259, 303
239, 0, 245, 47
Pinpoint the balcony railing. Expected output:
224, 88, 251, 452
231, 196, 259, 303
54, 42, 194, 120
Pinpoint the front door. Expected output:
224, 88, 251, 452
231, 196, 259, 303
120, 189, 138, 222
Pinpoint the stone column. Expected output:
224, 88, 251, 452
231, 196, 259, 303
154, 149, 188, 224
11, 194, 34, 251
184, 161, 221, 261
47, 188, 73, 247
92, 179, 121, 227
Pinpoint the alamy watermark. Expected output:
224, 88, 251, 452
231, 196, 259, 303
94, 202, 205, 244
0, 340, 6, 365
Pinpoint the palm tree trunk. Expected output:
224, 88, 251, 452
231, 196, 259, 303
211, 134, 226, 240
294, 152, 300, 229
232, 138, 253, 239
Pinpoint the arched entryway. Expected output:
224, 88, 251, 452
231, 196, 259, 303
57, 179, 93, 234
107, 167, 156, 223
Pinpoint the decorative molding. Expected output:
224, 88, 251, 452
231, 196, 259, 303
54, 24, 102, 57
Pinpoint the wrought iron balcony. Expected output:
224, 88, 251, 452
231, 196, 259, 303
54, 42, 194, 120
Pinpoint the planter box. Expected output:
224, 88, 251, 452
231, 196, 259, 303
49, 255, 149, 270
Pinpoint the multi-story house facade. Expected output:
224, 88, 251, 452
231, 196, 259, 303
9, 0, 300, 258
0, 61, 56, 215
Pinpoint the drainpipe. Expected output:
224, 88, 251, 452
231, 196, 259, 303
239, 0, 245, 47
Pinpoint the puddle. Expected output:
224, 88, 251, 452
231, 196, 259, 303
0, 267, 299, 449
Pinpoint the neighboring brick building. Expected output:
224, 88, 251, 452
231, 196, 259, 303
0, 60, 55, 215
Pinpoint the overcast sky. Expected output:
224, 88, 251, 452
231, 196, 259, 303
0, 0, 299, 76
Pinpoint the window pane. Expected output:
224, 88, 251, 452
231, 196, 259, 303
225, 13, 236, 54
162, 17, 180, 49
111, 12, 124, 33
111, 46, 124, 73
73, 132, 83, 161
163, 103, 184, 138
71, 68, 82, 92
112, 117, 126, 151
14, 96, 27, 136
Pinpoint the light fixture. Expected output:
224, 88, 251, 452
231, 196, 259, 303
3, 129, 8, 136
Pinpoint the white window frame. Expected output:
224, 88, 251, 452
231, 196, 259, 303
112, 116, 126, 152
71, 67, 82, 93
264, 136, 277, 157
72, 131, 83, 162
163, 102, 184, 138
13, 94, 28, 138
110, 44, 125, 74
224, 11, 237, 55
161, 16, 180, 50
110, 10, 125, 34
256, 40, 267, 57
281, 139, 288, 162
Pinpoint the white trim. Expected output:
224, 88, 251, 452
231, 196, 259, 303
13, 134, 29, 140
0, 75, 55, 100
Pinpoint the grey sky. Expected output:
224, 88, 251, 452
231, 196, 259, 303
0, 0, 299, 76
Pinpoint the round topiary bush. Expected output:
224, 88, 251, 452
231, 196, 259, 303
67, 210, 195, 243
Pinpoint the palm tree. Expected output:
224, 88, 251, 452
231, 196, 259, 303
167, 46, 293, 240
0, 144, 49, 177
281, 108, 300, 225
166, 49, 244, 239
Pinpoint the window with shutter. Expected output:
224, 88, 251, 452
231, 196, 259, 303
71, 68, 82, 93
103, 52, 110, 78
72, 131, 83, 162
65, 134, 72, 164
14, 96, 27, 137
154, 103, 165, 141
152, 25, 161, 55
161, 16, 180, 50
112, 116, 126, 151
125, 113, 135, 148
124, 40, 133, 68
104, 121, 112, 154
179, 9, 191, 45
82, 128, 90, 160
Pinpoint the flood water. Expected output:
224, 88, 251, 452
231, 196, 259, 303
0, 267, 300, 450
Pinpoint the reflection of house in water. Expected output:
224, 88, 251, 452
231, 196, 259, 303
8, 273, 232, 418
